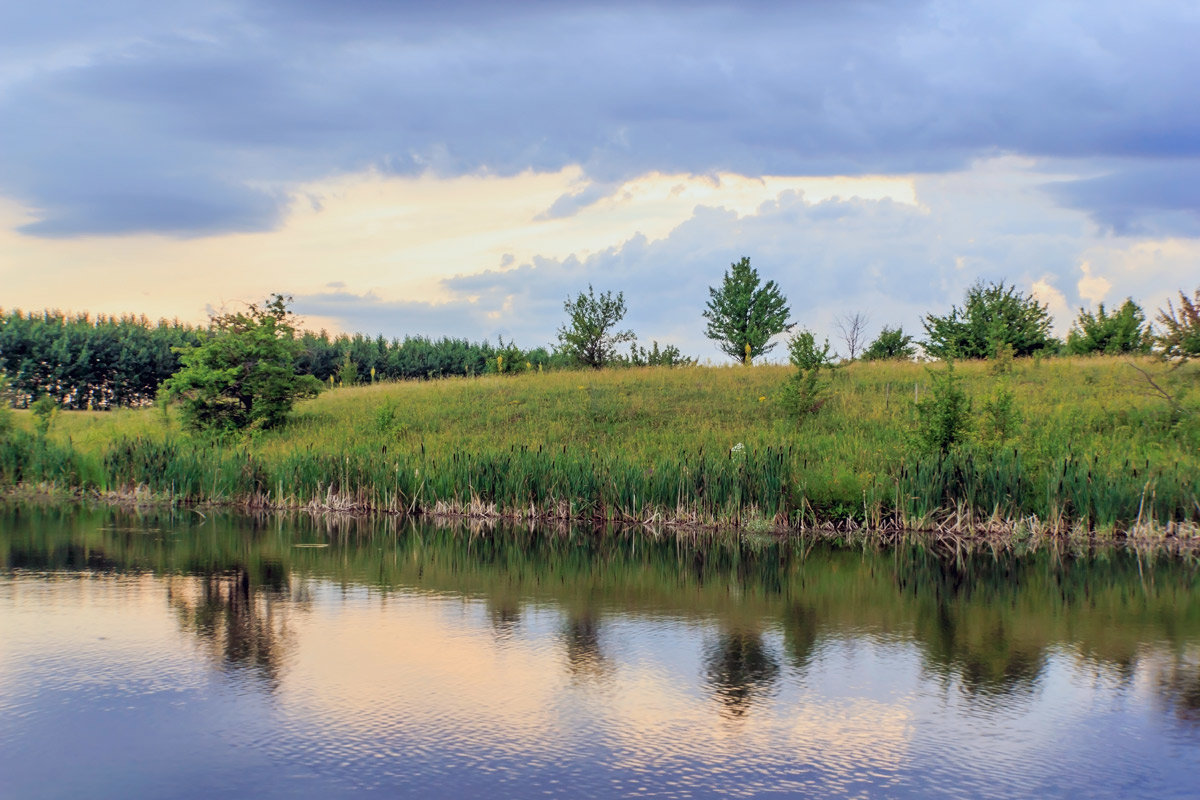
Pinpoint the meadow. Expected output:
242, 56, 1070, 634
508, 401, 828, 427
3, 355, 1198, 537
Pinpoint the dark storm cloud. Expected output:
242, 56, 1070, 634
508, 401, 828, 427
1046, 162, 1200, 237
2, 0, 1198, 236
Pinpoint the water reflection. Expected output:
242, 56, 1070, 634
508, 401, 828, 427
2, 507, 1200, 797
167, 568, 296, 688
561, 608, 613, 682
1151, 653, 1200, 724
703, 628, 780, 719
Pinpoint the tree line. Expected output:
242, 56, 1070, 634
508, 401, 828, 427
0, 299, 691, 410
698, 257, 1197, 364
0, 308, 551, 409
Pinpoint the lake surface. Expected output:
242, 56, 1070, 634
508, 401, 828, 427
1, 507, 1198, 799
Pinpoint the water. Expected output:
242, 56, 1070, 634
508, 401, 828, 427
1, 507, 1198, 799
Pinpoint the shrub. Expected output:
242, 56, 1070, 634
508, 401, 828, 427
779, 330, 836, 420
915, 362, 971, 454
861, 326, 916, 361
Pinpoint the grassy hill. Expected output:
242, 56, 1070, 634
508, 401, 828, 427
5, 355, 1199, 536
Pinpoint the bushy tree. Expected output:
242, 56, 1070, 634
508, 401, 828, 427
923, 281, 1056, 359
861, 326, 916, 361
1155, 288, 1200, 362
557, 286, 635, 369
163, 294, 323, 432
703, 257, 793, 364
1065, 299, 1152, 355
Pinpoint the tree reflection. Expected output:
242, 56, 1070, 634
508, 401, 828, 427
561, 608, 613, 682
781, 604, 820, 674
486, 594, 522, 641
1151, 654, 1200, 725
167, 564, 295, 689
703, 628, 780, 719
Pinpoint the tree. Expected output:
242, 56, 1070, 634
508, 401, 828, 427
163, 294, 323, 432
1065, 299, 1152, 355
923, 280, 1055, 359
834, 312, 869, 360
557, 286, 635, 369
703, 257, 793, 364
861, 326, 917, 361
1155, 288, 1200, 362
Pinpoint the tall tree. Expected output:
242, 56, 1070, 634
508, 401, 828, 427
557, 285, 635, 369
163, 294, 323, 432
923, 280, 1055, 359
703, 257, 793, 364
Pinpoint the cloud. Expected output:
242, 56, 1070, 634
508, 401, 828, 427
2, 1, 1198, 236
286, 156, 1200, 360
1044, 161, 1200, 237
536, 183, 619, 221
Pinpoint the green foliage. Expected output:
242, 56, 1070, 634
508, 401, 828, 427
703, 257, 793, 364
1066, 299, 1152, 355
779, 330, 836, 420
989, 342, 1014, 376
336, 351, 358, 386
915, 362, 971, 454
976, 381, 1019, 447
0, 375, 13, 437
1155, 288, 1200, 362
31, 394, 58, 438
624, 341, 696, 367
861, 326, 916, 361
923, 281, 1056, 359
557, 286, 635, 369
488, 337, 533, 374
162, 294, 323, 433
0, 307, 200, 409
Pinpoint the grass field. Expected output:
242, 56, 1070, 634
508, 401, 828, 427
4, 355, 1199, 535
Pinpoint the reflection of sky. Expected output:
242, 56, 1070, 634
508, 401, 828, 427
1, 573, 1199, 799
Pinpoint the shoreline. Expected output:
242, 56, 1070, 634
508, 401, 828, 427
6, 481, 1198, 553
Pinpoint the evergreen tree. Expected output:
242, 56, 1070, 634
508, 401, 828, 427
1065, 299, 1152, 355
703, 257, 792, 364
923, 281, 1055, 359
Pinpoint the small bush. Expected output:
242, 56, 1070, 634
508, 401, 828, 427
915, 362, 971, 454
779, 330, 836, 420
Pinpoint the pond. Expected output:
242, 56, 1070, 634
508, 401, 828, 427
1, 506, 1198, 799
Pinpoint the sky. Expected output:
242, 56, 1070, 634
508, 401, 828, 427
2, 0, 1198, 360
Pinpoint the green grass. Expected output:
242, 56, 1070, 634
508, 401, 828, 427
5, 355, 1199, 534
